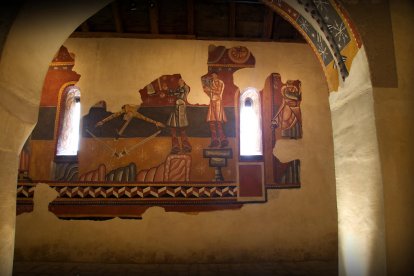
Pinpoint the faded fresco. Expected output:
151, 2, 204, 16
17, 45, 303, 219
261, 0, 362, 91
270, 74, 302, 186
261, 73, 302, 188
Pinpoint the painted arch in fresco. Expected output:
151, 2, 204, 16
261, 0, 362, 90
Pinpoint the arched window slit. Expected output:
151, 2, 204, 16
239, 88, 263, 157
56, 86, 81, 156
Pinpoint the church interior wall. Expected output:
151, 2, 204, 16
373, 2, 414, 275
342, 1, 414, 274
13, 38, 338, 267
1, 1, 412, 275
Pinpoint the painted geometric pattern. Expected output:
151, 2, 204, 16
17, 183, 238, 200
17, 185, 36, 198
262, 0, 334, 66
296, 0, 350, 70
262, 0, 351, 69
312, 0, 351, 50
296, 14, 334, 65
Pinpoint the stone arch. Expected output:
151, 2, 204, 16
0, 2, 112, 274
262, 0, 362, 91
0, 1, 385, 275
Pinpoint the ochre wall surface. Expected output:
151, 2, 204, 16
335, 1, 414, 275
343, 1, 414, 275
374, 2, 414, 275
14, 39, 337, 265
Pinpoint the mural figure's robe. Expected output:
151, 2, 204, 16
204, 73, 228, 147
167, 78, 192, 153
272, 81, 302, 139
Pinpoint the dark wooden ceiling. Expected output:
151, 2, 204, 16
72, 0, 305, 43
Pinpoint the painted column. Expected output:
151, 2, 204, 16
330, 48, 387, 276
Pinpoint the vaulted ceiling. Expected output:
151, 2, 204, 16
71, 0, 306, 43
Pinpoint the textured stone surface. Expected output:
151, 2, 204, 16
330, 48, 386, 275
0, 149, 19, 276
0, 98, 33, 276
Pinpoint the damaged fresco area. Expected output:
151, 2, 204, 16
17, 45, 303, 220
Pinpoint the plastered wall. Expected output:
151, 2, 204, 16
14, 39, 338, 266
374, 2, 414, 275
343, 1, 414, 275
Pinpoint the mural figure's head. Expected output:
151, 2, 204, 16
285, 80, 298, 92
211, 72, 218, 80
178, 78, 185, 87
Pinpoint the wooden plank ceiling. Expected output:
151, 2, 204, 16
72, 0, 305, 43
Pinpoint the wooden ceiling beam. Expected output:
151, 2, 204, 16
71, 1, 306, 43
229, 1, 236, 37
149, 0, 159, 34
70, 31, 196, 40
263, 7, 274, 39
187, 0, 194, 35
111, 1, 123, 33
273, 14, 281, 40
70, 31, 304, 43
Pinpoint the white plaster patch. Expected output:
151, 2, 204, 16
329, 47, 387, 276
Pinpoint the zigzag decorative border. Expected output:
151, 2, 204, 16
55, 185, 238, 199
17, 184, 36, 198
17, 182, 238, 200
16, 182, 241, 218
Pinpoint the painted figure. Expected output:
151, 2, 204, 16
271, 80, 302, 139
167, 78, 192, 154
203, 73, 228, 148
95, 104, 165, 135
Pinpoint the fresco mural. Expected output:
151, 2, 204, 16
262, 0, 362, 90
262, 73, 302, 188
16, 45, 303, 219
271, 79, 302, 139
203, 72, 228, 148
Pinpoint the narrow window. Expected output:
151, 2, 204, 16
56, 86, 81, 156
239, 88, 263, 158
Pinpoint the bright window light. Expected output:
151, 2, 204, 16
240, 88, 262, 156
56, 87, 81, 156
